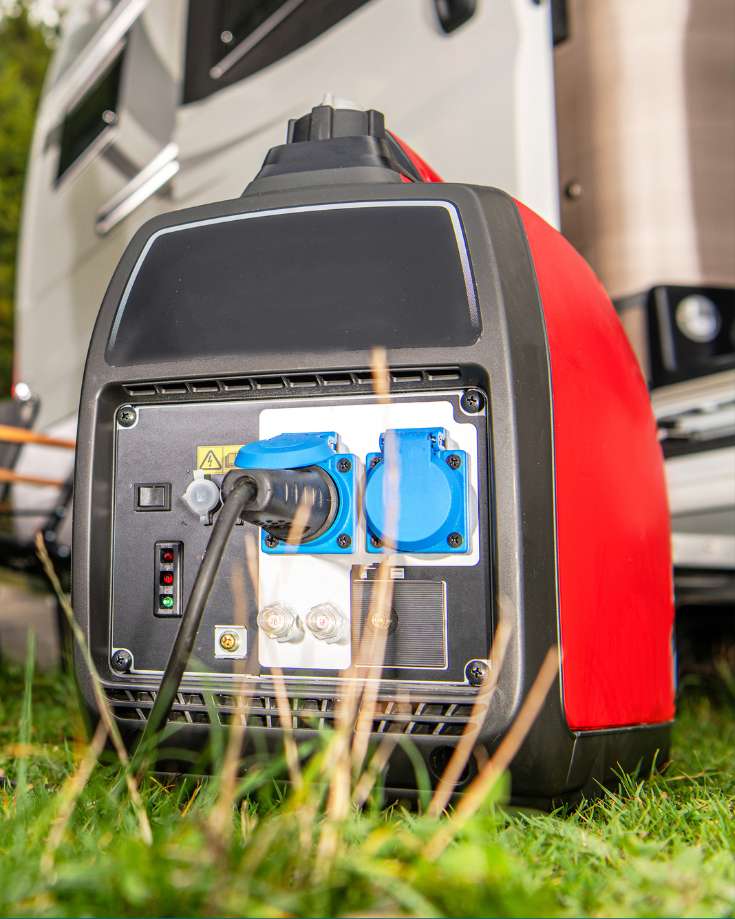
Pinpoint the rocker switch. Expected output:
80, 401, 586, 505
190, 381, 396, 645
135, 483, 171, 511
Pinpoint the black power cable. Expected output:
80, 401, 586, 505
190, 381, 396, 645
139, 476, 256, 751
137, 464, 338, 756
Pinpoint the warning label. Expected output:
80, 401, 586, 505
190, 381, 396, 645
195, 444, 244, 473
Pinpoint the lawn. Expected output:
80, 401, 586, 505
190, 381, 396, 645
0, 653, 733, 918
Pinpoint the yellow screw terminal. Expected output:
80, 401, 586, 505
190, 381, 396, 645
218, 631, 240, 653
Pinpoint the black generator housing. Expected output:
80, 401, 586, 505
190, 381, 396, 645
72, 107, 673, 805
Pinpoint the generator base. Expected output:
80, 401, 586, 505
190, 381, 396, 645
105, 690, 671, 808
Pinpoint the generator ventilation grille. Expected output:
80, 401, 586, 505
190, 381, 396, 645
121, 367, 463, 400
105, 687, 476, 736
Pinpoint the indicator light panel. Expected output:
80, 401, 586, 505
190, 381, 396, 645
155, 541, 182, 617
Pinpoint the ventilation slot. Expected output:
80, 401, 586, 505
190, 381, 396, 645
319, 373, 354, 387
221, 377, 253, 392
189, 380, 221, 393
253, 376, 287, 390
122, 383, 156, 397
157, 383, 188, 395
285, 375, 318, 388
390, 370, 423, 383
116, 706, 144, 721
426, 368, 462, 382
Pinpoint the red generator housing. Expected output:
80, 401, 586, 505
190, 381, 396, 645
73, 105, 675, 805
402, 135, 676, 737
517, 201, 675, 734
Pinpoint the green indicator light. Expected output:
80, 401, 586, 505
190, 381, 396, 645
160, 595, 174, 610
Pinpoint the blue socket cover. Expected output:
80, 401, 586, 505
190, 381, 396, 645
235, 431, 338, 469
365, 427, 469, 554
234, 431, 356, 554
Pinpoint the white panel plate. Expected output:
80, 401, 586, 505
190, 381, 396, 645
256, 395, 480, 670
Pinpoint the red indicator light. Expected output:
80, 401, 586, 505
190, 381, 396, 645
160, 571, 174, 586
160, 548, 175, 563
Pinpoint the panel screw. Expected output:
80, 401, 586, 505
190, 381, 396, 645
466, 659, 489, 686
446, 454, 462, 469
116, 406, 137, 427
111, 649, 132, 673
447, 532, 463, 548
369, 456, 381, 469
564, 179, 583, 200
337, 533, 352, 549
264, 534, 279, 548
337, 457, 352, 473
370, 534, 382, 548
218, 631, 240, 652
460, 389, 484, 414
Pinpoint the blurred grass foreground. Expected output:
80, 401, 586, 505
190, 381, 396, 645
0, 647, 734, 918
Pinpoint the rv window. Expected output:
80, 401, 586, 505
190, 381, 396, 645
183, 0, 373, 104
56, 49, 124, 182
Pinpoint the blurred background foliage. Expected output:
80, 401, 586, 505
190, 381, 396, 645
0, 1, 56, 398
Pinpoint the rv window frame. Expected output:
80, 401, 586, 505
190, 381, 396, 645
182, 0, 373, 105
53, 40, 128, 187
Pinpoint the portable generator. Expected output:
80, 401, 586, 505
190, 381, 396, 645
72, 105, 675, 805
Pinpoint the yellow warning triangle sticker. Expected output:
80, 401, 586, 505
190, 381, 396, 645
200, 449, 223, 471
196, 444, 243, 472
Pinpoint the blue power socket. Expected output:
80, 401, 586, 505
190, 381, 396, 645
364, 427, 469, 554
234, 431, 356, 554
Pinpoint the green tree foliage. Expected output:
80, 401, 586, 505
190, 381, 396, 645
0, 4, 52, 397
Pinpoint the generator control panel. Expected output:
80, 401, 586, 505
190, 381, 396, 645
109, 390, 490, 686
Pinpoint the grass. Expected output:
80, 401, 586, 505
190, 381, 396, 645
0, 654, 734, 918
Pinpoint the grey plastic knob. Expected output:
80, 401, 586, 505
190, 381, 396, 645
183, 471, 221, 522
305, 603, 347, 644
258, 603, 304, 643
